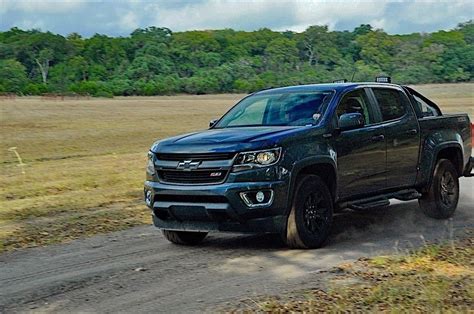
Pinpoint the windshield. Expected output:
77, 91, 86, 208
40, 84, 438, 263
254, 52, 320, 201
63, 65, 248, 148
215, 91, 334, 128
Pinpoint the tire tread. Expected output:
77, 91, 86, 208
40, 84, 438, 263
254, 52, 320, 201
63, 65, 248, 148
285, 175, 333, 249
162, 230, 208, 245
419, 159, 459, 219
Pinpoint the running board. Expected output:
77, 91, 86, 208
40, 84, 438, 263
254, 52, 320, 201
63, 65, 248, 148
342, 189, 422, 211
350, 199, 390, 210
393, 190, 422, 201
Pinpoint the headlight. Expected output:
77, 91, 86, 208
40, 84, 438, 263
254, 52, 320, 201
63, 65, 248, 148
146, 152, 156, 175
234, 148, 282, 168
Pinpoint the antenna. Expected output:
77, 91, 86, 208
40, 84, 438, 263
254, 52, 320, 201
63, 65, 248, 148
350, 69, 356, 82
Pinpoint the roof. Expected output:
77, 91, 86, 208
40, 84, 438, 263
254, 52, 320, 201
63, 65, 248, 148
254, 82, 401, 95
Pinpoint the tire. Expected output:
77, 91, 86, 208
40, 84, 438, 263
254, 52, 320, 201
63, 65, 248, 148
419, 159, 459, 219
284, 175, 334, 249
162, 230, 208, 245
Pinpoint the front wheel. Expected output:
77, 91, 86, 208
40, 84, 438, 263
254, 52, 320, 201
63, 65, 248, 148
419, 159, 459, 219
162, 230, 208, 245
284, 175, 334, 249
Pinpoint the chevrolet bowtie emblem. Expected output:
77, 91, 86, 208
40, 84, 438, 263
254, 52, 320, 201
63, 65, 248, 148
177, 160, 201, 170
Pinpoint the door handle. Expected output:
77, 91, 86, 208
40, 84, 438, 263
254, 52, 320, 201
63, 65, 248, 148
371, 134, 385, 141
406, 128, 418, 135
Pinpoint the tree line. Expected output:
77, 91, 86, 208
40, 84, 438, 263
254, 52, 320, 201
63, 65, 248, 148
0, 21, 472, 97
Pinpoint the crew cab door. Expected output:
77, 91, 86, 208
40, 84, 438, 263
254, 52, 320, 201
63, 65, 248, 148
369, 87, 420, 189
334, 88, 387, 198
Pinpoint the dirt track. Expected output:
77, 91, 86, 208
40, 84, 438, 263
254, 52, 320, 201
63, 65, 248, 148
0, 178, 472, 313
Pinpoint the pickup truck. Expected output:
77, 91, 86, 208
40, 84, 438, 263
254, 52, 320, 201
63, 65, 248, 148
144, 79, 473, 249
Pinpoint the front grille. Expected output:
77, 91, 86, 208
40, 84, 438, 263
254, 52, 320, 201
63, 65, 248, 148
155, 152, 236, 161
158, 169, 228, 184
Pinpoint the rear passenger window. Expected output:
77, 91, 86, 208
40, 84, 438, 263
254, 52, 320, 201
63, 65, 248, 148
372, 88, 407, 121
412, 94, 439, 117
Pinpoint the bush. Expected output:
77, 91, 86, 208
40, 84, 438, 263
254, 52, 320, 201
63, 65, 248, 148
107, 79, 134, 96
233, 76, 266, 93
23, 83, 49, 95
94, 90, 114, 98
155, 75, 180, 95
69, 81, 113, 97
0, 59, 27, 93
182, 76, 219, 94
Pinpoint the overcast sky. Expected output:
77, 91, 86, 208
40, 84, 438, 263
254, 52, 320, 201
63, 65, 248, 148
0, 0, 473, 37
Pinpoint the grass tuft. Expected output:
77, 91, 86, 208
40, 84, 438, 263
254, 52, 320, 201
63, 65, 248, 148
240, 237, 473, 312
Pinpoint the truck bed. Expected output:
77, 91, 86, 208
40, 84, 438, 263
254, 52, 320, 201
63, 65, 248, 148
418, 113, 472, 177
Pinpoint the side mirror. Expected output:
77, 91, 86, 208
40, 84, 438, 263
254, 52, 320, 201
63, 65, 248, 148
209, 119, 218, 128
338, 113, 364, 131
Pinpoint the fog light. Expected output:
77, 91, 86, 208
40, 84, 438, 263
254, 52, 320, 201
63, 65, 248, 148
145, 190, 153, 207
240, 190, 273, 208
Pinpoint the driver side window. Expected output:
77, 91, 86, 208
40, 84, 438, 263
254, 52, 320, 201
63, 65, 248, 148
336, 89, 374, 125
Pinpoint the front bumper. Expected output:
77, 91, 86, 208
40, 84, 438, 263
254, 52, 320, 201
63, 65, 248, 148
144, 180, 289, 234
152, 214, 286, 233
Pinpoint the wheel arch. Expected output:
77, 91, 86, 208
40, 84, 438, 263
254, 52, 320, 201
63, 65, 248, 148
420, 143, 464, 192
286, 157, 337, 215
436, 145, 464, 175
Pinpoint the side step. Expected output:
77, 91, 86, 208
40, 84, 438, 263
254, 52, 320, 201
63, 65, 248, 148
350, 199, 390, 210
343, 189, 422, 211
393, 190, 422, 201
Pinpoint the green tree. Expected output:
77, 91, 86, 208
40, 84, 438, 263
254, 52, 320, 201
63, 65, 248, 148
299, 25, 340, 66
356, 30, 398, 73
34, 48, 54, 83
0, 59, 28, 93
126, 55, 172, 80
265, 37, 298, 71
0, 22, 472, 96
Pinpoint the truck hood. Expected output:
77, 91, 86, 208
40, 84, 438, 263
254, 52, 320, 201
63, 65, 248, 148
151, 126, 301, 153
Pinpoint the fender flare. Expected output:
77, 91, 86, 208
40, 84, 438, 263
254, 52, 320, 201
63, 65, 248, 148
422, 142, 464, 189
285, 156, 337, 215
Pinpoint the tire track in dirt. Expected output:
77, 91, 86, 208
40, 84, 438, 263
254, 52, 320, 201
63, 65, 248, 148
0, 178, 472, 313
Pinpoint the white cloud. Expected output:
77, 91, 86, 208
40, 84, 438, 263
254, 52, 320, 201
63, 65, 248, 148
119, 11, 139, 31
2, 0, 84, 13
149, 1, 296, 31
16, 18, 46, 30
370, 18, 387, 30
289, 1, 388, 32
401, 0, 472, 25
0, 0, 472, 36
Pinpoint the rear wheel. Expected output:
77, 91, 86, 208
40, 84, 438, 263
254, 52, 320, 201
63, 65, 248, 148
284, 175, 333, 249
419, 159, 459, 219
162, 230, 208, 245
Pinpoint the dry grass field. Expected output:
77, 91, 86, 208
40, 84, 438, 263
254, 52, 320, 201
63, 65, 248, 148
412, 83, 474, 117
0, 94, 243, 251
238, 237, 474, 312
0, 83, 472, 251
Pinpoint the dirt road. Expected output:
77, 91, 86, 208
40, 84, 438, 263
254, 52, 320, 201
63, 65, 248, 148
1, 178, 472, 313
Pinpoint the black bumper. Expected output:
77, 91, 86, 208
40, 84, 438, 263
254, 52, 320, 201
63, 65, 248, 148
152, 214, 286, 233
144, 180, 289, 234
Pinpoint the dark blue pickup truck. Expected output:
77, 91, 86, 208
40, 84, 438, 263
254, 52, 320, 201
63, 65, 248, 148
144, 79, 473, 249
